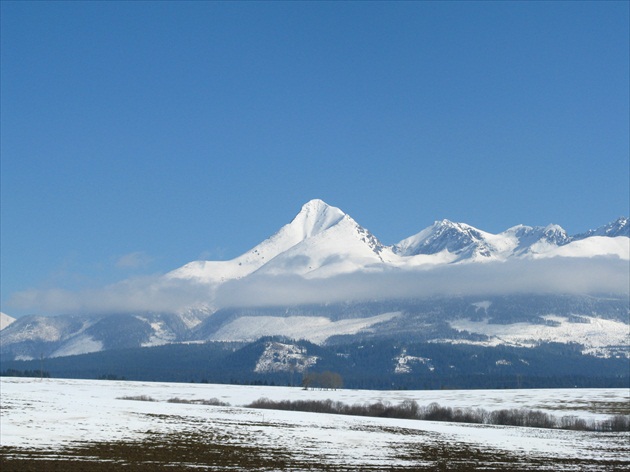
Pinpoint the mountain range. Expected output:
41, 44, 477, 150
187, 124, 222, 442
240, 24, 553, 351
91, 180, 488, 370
167, 199, 628, 282
1, 200, 628, 386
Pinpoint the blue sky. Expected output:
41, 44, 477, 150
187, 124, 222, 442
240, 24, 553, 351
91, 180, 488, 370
1, 1, 628, 317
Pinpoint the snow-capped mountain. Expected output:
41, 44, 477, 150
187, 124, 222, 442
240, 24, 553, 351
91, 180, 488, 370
165, 200, 345, 282
168, 200, 628, 284
394, 220, 576, 262
502, 224, 571, 256
251, 208, 393, 279
573, 216, 629, 239
167, 199, 392, 282
1, 200, 628, 363
394, 220, 496, 260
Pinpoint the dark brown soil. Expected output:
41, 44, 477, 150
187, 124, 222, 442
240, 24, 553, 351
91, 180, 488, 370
1, 431, 628, 471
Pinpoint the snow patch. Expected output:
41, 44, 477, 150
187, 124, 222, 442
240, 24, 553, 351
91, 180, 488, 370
209, 312, 401, 344
394, 348, 434, 374
530, 236, 629, 260
3, 318, 63, 343
51, 334, 104, 357
135, 317, 178, 347
472, 301, 492, 312
254, 341, 318, 374
450, 315, 630, 357
14, 355, 35, 361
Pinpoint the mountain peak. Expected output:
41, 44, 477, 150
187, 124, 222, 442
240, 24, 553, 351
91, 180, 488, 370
290, 199, 346, 239
432, 219, 483, 233
300, 198, 331, 211
573, 216, 630, 240
395, 219, 489, 258
434, 218, 457, 227
165, 200, 346, 283
542, 224, 570, 245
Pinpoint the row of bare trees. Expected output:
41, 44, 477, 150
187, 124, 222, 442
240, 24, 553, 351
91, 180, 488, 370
247, 398, 630, 432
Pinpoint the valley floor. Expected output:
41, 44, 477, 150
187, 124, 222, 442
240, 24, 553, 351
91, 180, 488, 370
1, 378, 628, 471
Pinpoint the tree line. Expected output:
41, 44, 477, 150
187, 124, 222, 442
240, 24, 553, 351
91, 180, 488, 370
0, 368, 50, 378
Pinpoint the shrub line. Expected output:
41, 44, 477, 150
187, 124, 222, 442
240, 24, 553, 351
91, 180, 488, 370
117, 394, 630, 432
245, 398, 630, 432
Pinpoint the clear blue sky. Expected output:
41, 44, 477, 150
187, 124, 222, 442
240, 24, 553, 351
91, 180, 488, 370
1, 1, 628, 316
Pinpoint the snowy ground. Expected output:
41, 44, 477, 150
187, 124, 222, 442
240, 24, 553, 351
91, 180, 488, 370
1, 378, 628, 470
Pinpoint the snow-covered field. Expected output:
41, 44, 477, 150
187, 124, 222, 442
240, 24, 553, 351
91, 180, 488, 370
1, 378, 628, 471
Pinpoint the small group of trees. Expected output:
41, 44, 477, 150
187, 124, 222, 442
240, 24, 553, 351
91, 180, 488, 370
301, 371, 343, 390
97, 374, 127, 381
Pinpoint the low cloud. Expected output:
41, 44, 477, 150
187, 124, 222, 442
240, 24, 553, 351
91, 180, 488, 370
215, 257, 630, 307
9, 276, 214, 316
8, 256, 629, 316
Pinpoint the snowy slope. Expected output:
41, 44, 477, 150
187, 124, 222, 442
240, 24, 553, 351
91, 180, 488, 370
253, 214, 394, 278
501, 224, 571, 256
0, 315, 89, 344
449, 315, 630, 357
0, 314, 99, 360
208, 312, 401, 344
530, 236, 629, 259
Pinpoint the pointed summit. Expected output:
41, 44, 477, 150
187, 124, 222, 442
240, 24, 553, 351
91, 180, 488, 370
166, 200, 349, 283
253, 200, 390, 278
300, 198, 330, 211
290, 199, 346, 239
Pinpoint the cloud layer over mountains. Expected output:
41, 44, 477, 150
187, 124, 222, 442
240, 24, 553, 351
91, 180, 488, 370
8, 201, 629, 316
9, 256, 629, 316
215, 257, 630, 308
